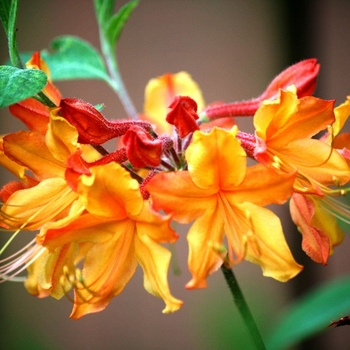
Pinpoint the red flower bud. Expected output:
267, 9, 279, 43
201, 59, 320, 120
166, 95, 199, 137
60, 98, 152, 145
259, 58, 319, 101
122, 126, 163, 168
60, 98, 116, 144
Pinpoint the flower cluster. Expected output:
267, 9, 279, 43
1, 53, 350, 319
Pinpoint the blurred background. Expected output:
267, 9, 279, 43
1, 1, 350, 349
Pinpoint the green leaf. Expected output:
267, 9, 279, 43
1, 0, 23, 68
0, 66, 47, 108
0, 0, 11, 35
266, 275, 350, 349
39, 36, 109, 81
94, 0, 115, 29
105, 0, 139, 48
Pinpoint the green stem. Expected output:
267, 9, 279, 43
221, 263, 266, 350
100, 37, 138, 120
34, 91, 57, 108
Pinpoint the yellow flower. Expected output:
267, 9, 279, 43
147, 126, 302, 288
38, 163, 182, 319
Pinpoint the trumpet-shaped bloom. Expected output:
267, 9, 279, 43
38, 163, 182, 318
254, 87, 350, 194
147, 126, 302, 288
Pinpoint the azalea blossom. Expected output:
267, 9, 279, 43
236, 88, 350, 264
252, 87, 350, 194
37, 163, 183, 318
147, 126, 302, 288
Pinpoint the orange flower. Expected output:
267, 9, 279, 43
252, 89, 350, 264
0, 111, 92, 295
38, 163, 182, 318
147, 126, 302, 288
253, 87, 350, 194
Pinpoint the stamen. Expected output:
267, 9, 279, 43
319, 194, 350, 225
0, 241, 46, 283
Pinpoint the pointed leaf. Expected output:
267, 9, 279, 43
267, 275, 350, 349
105, 0, 139, 48
0, 0, 11, 35
39, 36, 109, 81
0, 66, 47, 108
94, 0, 115, 29
1, 0, 23, 68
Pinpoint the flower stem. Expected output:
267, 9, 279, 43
103, 46, 138, 120
221, 263, 266, 350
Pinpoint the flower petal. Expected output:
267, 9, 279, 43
185, 207, 225, 289
78, 163, 143, 219
70, 223, 138, 319
255, 89, 335, 147
290, 193, 330, 264
2, 178, 77, 230
134, 232, 183, 313
147, 171, 214, 223
3, 131, 65, 179
239, 202, 303, 281
186, 127, 246, 190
